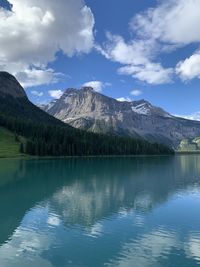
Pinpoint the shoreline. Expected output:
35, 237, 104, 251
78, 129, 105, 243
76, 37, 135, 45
0, 154, 175, 160
2, 151, 200, 160
175, 151, 200, 154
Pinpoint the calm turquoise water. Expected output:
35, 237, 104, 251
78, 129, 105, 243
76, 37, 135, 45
0, 155, 200, 267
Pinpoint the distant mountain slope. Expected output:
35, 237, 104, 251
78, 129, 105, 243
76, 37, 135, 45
43, 87, 200, 147
0, 72, 172, 156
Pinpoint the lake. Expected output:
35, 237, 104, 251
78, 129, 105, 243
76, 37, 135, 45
0, 155, 200, 267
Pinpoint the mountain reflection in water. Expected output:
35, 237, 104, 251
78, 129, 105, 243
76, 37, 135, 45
0, 155, 200, 267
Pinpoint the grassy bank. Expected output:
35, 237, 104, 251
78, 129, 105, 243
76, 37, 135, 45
0, 127, 21, 158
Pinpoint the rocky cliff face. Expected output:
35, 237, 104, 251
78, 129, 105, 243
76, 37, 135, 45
0, 72, 27, 99
43, 87, 200, 147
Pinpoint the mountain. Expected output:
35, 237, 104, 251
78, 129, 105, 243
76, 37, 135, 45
0, 71, 27, 99
43, 87, 200, 148
0, 72, 64, 126
0, 72, 172, 156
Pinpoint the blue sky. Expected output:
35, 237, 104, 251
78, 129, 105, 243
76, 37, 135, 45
1, 0, 200, 117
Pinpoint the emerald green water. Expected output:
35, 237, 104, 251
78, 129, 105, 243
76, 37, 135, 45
0, 155, 200, 267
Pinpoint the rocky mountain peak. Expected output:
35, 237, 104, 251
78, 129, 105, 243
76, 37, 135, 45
131, 99, 172, 117
0, 71, 27, 99
63, 87, 94, 95
63, 88, 77, 94
81, 86, 94, 92
60, 87, 95, 100
42, 87, 200, 147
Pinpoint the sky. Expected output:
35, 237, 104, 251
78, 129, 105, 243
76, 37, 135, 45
1, 0, 200, 118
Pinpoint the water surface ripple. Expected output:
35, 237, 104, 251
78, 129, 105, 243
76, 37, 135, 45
0, 155, 200, 266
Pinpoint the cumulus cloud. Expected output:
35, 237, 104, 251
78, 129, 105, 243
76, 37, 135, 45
176, 51, 200, 81
97, 0, 200, 84
130, 0, 200, 82
48, 90, 63, 99
97, 33, 154, 66
82, 81, 110, 92
131, 0, 200, 46
97, 33, 173, 85
15, 68, 63, 87
119, 63, 173, 85
130, 90, 142, 97
0, 0, 95, 87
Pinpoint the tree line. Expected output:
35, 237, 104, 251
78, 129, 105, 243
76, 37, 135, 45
0, 112, 174, 156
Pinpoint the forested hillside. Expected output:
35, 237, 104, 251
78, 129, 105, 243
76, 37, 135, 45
0, 72, 174, 157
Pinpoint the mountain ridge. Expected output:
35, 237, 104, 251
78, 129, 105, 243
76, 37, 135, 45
0, 71, 27, 99
42, 87, 200, 147
0, 72, 172, 156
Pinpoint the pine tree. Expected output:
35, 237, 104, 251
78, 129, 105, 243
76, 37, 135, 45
19, 142, 24, 154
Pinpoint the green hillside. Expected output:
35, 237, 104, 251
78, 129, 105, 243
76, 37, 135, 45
0, 127, 21, 157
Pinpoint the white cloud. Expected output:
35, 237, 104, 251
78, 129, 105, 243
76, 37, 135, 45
15, 68, 63, 87
176, 51, 200, 80
0, 0, 95, 87
117, 97, 132, 102
48, 89, 63, 99
31, 90, 44, 97
98, 33, 154, 65
119, 63, 173, 85
130, 90, 142, 97
130, 0, 200, 82
131, 0, 200, 46
98, 33, 173, 85
97, 0, 200, 84
82, 81, 110, 92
